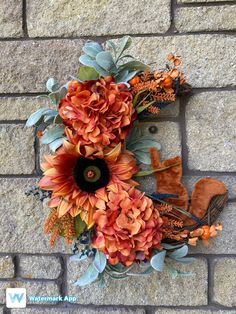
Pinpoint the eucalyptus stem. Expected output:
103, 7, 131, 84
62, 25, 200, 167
133, 161, 181, 177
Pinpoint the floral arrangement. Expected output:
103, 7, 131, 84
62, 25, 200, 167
26, 36, 227, 286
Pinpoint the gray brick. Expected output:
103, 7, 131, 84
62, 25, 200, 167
27, 0, 171, 37
176, 6, 236, 32
0, 125, 35, 174
183, 175, 236, 201
0, 178, 71, 254
140, 121, 181, 160
186, 91, 236, 171
0, 256, 14, 278
67, 258, 207, 306
20, 256, 61, 279
189, 203, 236, 254
128, 35, 236, 88
0, 0, 23, 38
0, 40, 84, 93
0, 97, 51, 121
0, 35, 235, 94
0, 281, 59, 305
213, 258, 236, 307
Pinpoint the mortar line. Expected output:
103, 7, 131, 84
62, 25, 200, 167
13, 254, 20, 278
34, 130, 42, 175
22, 0, 28, 37
0, 88, 234, 100
184, 169, 236, 176
1, 252, 236, 258
59, 255, 68, 299
179, 95, 189, 176
2, 303, 236, 311
3, 307, 10, 314
0, 92, 47, 97
19, 303, 236, 311
0, 30, 236, 42
169, 0, 178, 33
207, 258, 215, 306
0, 174, 40, 178
0, 120, 26, 125
177, 0, 236, 8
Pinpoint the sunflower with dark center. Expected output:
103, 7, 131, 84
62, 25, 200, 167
39, 141, 139, 228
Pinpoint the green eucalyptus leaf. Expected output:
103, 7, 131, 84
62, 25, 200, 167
79, 55, 109, 77
49, 91, 61, 105
150, 250, 166, 271
129, 140, 161, 152
98, 275, 105, 288
46, 78, 58, 92
82, 41, 103, 58
78, 66, 99, 81
59, 86, 68, 98
93, 251, 107, 273
74, 264, 99, 286
115, 70, 139, 83
96, 51, 117, 74
49, 137, 65, 152
133, 90, 146, 107
134, 151, 151, 165
106, 40, 117, 58
44, 115, 55, 123
161, 243, 185, 250
79, 54, 97, 67
116, 36, 132, 60
43, 109, 59, 124
119, 60, 149, 71
53, 114, 63, 124
75, 215, 87, 236
118, 54, 135, 61
169, 245, 188, 259
127, 266, 153, 276
169, 266, 178, 279
26, 108, 49, 127
136, 100, 155, 114
41, 125, 64, 144
174, 257, 196, 264
70, 254, 87, 262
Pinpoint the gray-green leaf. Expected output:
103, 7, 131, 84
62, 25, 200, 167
119, 60, 149, 71
116, 36, 132, 60
49, 137, 65, 152
96, 51, 117, 74
26, 108, 49, 127
78, 66, 100, 81
150, 250, 166, 271
41, 125, 64, 144
74, 264, 99, 286
46, 78, 58, 92
169, 245, 188, 259
93, 250, 107, 273
82, 41, 103, 58
79, 55, 109, 77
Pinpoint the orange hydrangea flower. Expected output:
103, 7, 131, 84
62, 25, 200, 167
92, 187, 163, 266
58, 78, 135, 149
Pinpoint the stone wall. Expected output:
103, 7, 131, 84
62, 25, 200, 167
0, 0, 236, 313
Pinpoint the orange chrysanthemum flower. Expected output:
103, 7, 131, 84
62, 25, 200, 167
58, 78, 134, 149
38, 141, 139, 228
92, 187, 163, 266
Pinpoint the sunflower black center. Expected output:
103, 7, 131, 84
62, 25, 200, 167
73, 157, 110, 193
